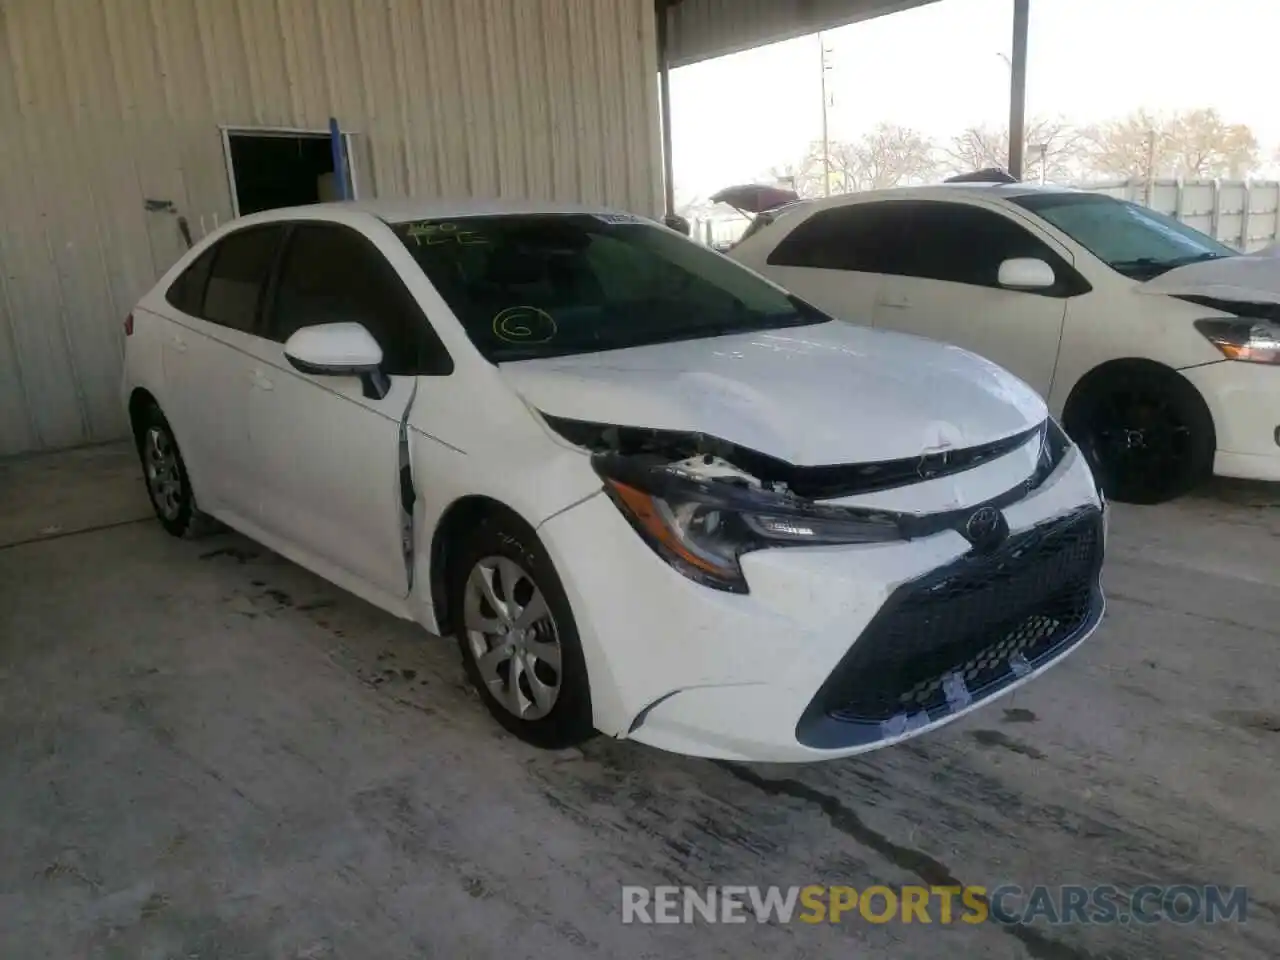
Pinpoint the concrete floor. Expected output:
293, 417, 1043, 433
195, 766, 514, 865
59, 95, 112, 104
2, 442, 1279, 960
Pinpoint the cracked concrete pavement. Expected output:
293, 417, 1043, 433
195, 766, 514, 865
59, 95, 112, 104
1, 441, 1278, 959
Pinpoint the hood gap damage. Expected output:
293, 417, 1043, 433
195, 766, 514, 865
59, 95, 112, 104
542, 414, 1045, 500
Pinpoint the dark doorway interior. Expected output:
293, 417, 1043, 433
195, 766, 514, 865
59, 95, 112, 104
227, 133, 337, 216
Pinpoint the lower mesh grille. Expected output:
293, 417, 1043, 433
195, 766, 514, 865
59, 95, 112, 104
798, 506, 1103, 743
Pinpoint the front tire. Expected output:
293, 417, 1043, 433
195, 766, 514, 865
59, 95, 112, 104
1064, 364, 1215, 505
134, 404, 218, 539
448, 514, 595, 749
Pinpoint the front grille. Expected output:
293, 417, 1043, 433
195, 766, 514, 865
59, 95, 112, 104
796, 507, 1103, 748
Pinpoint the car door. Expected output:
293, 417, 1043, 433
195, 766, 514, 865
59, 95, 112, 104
748, 202, 889, 325
246, 220, 450, 599
869, 200, 1080, 397
158, 224, 285, 524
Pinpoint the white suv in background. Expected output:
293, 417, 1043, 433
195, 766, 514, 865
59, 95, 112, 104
731, 183, 1280, 504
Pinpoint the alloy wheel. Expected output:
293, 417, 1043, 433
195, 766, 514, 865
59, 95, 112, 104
143, 426, 183, 521
462, 556, 563, 721
1085, 388, 1190, 492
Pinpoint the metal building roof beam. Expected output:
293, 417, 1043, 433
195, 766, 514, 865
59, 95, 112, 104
665, 0, 943, 68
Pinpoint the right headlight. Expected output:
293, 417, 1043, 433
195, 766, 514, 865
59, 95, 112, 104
1195, 318, 1280, 364
592, 418, 1070, 594
593, 454, 901, 594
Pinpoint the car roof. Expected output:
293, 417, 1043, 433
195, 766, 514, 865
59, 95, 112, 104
233, 196, 639, 226
784, 181, 1087, 211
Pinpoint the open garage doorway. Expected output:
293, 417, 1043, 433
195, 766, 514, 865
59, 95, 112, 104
222, 128, 358, 216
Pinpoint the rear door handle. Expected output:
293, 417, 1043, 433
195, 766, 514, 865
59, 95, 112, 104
251, 369, 274, 391
876, 295, 911, 309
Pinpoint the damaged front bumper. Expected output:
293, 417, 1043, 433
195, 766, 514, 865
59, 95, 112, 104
537, 437, 1105, 762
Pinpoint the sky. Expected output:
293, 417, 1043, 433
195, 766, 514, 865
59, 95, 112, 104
668, 0, 1280, 203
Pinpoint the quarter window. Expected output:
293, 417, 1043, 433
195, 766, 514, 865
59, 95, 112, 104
164, 248, 215, 317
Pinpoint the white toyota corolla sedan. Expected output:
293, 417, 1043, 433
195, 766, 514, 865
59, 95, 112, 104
122, 199, 1106, 762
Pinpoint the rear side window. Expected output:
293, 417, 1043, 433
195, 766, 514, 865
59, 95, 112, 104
766, 202, 910, 273
164, 248, 215, 316
267, 223, 452, 376
202, 225, 285, 333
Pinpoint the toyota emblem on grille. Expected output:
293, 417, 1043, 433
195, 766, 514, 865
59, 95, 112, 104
964, 506, 1006, 550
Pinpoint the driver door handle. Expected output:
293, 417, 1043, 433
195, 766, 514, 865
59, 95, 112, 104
876, 293, 911, 309
251, 368, 274, 392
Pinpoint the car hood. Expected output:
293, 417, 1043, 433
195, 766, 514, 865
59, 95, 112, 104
1140, 246, 1280, 304
497, 322, 1046, 466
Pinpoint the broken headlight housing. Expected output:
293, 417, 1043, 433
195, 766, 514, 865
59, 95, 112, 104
593, 453, 901, 593
1195, 318, 1280, 364
586, 419, 1071, 594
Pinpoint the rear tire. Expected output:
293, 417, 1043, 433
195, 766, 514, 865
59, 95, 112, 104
447, 513, 595, 749
134, 404, 219, 539
1064, 364, 1215, 505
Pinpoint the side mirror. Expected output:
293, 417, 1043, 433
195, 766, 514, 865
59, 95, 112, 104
998, 257, 1056, 291
283, 322, 391, 400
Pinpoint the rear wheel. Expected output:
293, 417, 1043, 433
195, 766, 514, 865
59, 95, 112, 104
134, 404, 218, 538
448, 514, 595, 749
1064, 364, 1215, 505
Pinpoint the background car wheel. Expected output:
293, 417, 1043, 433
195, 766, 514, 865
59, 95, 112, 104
134, 404, 218, 539
1064, 363, 1215, 505
448, 514, 595, 749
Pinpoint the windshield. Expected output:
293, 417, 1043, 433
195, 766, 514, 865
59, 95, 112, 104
1011, 192, 1237, 280
389, 213, 828, 362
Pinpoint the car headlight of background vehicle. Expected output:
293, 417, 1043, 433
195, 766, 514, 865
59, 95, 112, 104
1195, 318, 1280, 364
592, 454, 900, 593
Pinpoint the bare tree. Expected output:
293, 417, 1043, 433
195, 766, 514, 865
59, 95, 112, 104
1082, 109, 1170, 181
766, 160, 824, 199
1084, 108, 1260, 180
836, 123, 938, 190
945, 116, 1085, 182
1166, 108, 1259, 179
794, 123, 938, 195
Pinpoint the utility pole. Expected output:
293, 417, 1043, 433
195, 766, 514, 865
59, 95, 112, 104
1007, 0, 1029, 179
819, 35, 832, 196
657, 0, 676, 217
1144, 127, 1158, 207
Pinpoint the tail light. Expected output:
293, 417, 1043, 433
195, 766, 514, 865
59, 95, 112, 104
123, 312, 134, 336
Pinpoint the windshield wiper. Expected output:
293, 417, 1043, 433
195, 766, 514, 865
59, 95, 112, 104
1113, 252, 1229, 271
1169, 252, 1231, 266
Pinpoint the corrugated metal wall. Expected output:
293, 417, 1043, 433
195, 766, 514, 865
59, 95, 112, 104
0, 0, 662, 456
667, 0, 938, 67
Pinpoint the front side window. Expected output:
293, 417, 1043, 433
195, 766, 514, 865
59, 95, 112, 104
201, 225, 285, 333
389, 214, 827, 362
900, 201, 1064, 289
1011, 192, 1236, 280
267, 224, 450, 375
